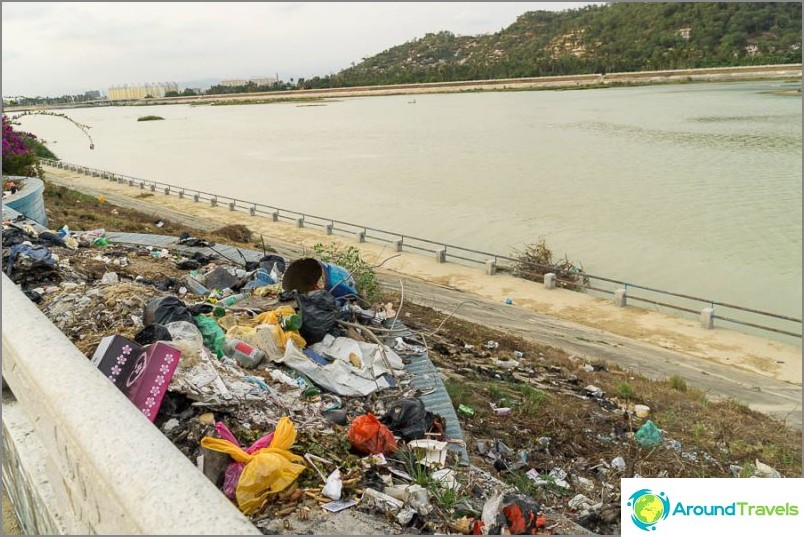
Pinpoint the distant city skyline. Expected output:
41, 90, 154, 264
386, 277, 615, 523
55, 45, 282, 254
2, 2, 601, 97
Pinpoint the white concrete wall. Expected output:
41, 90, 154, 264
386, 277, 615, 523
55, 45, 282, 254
1, 274, 260, 535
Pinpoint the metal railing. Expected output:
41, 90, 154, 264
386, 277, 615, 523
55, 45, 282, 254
42, 158, 802, 340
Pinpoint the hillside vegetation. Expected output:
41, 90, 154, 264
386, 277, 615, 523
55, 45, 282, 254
303, 3, 801, 88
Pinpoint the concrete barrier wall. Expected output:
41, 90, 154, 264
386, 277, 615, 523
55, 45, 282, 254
1, 274, 260, 535
3, 176, 48, 227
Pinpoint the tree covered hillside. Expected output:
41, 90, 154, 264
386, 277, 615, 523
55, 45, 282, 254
306, 3, 801, 88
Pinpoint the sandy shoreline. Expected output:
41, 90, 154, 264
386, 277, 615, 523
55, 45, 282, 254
42, 165, 802, 386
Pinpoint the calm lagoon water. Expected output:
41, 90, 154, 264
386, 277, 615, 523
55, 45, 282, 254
23, 80, 802, 324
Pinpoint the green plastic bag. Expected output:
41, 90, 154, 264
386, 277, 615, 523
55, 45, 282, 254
195, 315, 226, 358
635, 419, 662, 447
93, 237, 109, 247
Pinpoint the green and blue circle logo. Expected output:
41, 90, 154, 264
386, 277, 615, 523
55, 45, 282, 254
628, 489, 670, 531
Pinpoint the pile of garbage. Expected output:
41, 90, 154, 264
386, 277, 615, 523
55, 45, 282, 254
3, 216, 575, 535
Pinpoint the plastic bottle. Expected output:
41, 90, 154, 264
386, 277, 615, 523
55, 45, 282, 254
219, 292, 250, 307
222, 339, 265, 368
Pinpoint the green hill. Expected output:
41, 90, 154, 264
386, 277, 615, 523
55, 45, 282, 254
309, 3, 801, 88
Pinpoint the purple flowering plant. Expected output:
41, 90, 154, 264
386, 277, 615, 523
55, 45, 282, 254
2, 114, 42, 179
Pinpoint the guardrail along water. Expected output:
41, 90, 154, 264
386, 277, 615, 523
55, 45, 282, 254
41, 159, 802, 341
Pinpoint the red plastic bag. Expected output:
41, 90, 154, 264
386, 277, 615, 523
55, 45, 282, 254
348, 413, 398, 455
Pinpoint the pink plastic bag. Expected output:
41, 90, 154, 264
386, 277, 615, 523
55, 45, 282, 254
214, 422, 274, 500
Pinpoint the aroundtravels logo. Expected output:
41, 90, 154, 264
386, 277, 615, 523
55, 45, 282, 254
621, 478, 803, 536
627, 489, 670, 531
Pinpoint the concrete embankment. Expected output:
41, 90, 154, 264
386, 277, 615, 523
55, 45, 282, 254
5, 64, 801, 111
41, 165, 802, 427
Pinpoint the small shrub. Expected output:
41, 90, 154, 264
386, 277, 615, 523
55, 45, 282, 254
431, 485, 469, 512
393, 447, 432, 488
616, 381, 636, 400
669, 375, 688, 392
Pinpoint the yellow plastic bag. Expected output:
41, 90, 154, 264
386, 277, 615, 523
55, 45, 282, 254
226, 325, 257, 340
254, 306, 306, 351
200, 417, 305, 514
254, 306, 297, 327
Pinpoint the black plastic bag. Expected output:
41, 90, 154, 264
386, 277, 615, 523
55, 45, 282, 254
381, 398, 437, 441
176, 259, 201, 270
204, 267, 238, 291
37, 231, 67, 248
135, 324, 173, 345
259, 254, 286, 274
296, 290, 338, 345
143, 296, 194, 326
188, 302, 215, 316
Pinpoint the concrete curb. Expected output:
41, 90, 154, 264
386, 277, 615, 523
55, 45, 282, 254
1, 274, 260, 535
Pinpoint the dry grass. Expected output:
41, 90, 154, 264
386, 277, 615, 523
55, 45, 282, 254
397, 298, 802, 480
42, 181, 269, 252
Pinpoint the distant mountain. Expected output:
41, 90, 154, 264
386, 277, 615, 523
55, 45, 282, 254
315, 2, 801, 88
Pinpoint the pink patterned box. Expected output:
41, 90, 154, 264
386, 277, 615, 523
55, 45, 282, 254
91, 335, 144, 391
91, 336, 181, 422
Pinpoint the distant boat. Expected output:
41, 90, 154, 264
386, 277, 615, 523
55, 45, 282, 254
408, 99, 416, 104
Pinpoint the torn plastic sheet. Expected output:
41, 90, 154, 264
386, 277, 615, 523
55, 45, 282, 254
168, 342, 273, 406
274, 339, 404, 397
311, 334, 404, 376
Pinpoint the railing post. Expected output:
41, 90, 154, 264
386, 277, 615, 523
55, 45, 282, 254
164, 187, 170, 195
249, 205, 256, 216
296, 217, 304, 228
140, 181, 145, 190
544, 272, 556, 289
271, 210, 279, 222
614, 288, 627, 307
435, 247, 446, 263
128, 179, 134, 187
150, 183, 156, 192
229, 201, 236, 211
193, 193, 200, 203
178, 190, 184, 199
392, 239, 403, 252
700, 307, 715, 329
486, 259, 497, 276
356, 230, 365, 243
210, 197, 217, 207
325, 223, 333, 235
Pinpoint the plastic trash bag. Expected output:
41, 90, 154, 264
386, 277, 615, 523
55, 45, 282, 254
321, 262, 358, 298
381, 398, 438, 441
194, 315, 226, 358
322, 468, 343, 501
297, 290, 339, 345
635, 419, 662, 447
201, 417, 305, 514
213, 421, 275, 501
165, 321, 204, 349
134, 324, 172, 345
254, 305, 299, 329
348, 413, 398, 455
143, 296, 194, 326
244, 268, 275, 290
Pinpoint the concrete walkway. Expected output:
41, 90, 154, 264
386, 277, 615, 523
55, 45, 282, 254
43, 168, 803, 429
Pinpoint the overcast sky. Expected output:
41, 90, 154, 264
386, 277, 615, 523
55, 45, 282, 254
2, 2, 601, 97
